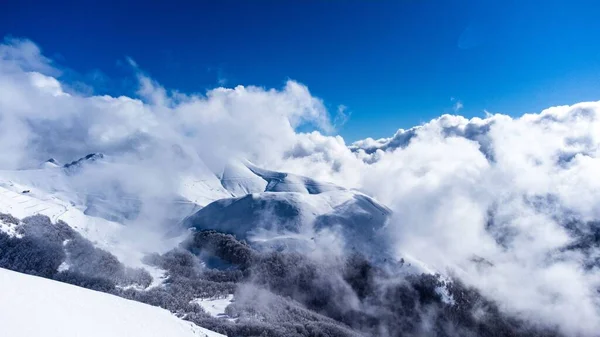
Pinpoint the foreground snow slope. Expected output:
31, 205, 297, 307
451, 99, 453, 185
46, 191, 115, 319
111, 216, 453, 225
0, 268, 224, 337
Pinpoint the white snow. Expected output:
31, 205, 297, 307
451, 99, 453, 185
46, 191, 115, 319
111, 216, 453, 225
179, 173, 232, 206
0, 267, 225, 337
40, 160, 60, 169
0, 183, 133, 260
193, 295, 235, 320
57, 261, 70, 272
245, 161, 342, 194
0, 219, 18, 237
144, 264, 168, 289
220, 160, 267, 197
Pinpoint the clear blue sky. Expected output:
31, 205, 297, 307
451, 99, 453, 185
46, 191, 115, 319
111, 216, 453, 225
3, 0, 600, 141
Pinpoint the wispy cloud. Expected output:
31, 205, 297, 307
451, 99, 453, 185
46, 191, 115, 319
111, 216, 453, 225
451, 97, 463, 112
453, 100, 463, 112
333, 104, 351, 129
217, 68, 227, 86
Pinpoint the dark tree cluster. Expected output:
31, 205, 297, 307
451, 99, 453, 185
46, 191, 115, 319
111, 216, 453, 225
173, 230, 564, 337
0, 228, 65, 278
183, 229, 256, 269
0, 213, 151, 291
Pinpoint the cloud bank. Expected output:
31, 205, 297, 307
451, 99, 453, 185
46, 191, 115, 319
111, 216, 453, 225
2, 37, 600, 336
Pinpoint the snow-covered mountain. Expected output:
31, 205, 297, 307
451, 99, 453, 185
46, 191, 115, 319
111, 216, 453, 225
188, 159, 393, 259
0, 153, 574, 337
186, 191, 391, 260
1, 154, 393, 261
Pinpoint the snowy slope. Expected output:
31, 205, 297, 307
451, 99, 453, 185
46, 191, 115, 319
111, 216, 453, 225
219, 160, 343, 196
0, 184, 122, 244
0, 268, 224, 337
220, 160, 268, 197
0, 153, 231, 213
0, 183, 153, 266
245, 161, 343, 194
0, 155, 232, 263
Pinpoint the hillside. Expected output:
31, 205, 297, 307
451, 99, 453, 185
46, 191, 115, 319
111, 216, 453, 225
0, 267, 224, 337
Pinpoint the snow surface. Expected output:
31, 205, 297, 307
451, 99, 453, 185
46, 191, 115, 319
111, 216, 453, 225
193, 295, 235, 320
219, 160, 344, 197
0, 268, 225, 337
0, 216, 18, 237
245, 161, 343, 194
220, 160, 267, 197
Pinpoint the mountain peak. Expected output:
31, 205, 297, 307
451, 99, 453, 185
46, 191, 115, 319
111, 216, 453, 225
63, 153, 105, 169
40, 158, 61, 169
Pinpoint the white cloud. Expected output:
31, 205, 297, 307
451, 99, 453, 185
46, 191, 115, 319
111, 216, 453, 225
0, 37, 57, 75
348, 105, 600, 336
333, 104, 351, 128
0, 41, 333, 172
453, 100, 463, 112
278, 107, 600, 336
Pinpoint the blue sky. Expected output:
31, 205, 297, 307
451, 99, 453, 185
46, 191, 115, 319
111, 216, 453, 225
3, 0, 600, 141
